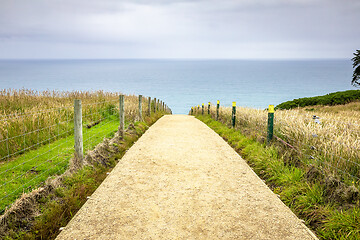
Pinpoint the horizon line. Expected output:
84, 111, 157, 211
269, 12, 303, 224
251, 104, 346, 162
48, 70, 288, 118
0, 57, 350, 61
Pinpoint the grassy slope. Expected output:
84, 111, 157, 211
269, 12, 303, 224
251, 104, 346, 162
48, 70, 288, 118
197, 115, 360, 240
0, 115, 120, 213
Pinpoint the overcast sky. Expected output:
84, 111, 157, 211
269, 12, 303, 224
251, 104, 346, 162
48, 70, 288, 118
0, 0, 359, 59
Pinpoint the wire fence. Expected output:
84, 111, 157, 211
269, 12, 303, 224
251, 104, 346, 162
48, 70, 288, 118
191, 102, 360, 186
0, 95, 169, 213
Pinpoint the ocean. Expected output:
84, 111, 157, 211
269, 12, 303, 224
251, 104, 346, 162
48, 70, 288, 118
0, 59, 354, 114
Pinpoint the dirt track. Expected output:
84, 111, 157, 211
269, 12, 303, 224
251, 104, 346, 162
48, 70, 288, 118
56, 115, 318, 240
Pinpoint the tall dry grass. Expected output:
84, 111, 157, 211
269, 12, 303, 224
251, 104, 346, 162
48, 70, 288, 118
0, 89, 154, 162
195, 102, 360, 183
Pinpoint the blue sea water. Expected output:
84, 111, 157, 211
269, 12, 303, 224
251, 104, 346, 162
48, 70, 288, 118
0, 59, 354, 114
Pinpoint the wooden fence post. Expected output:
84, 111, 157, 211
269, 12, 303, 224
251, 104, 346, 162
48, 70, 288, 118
216, 100, 220, 121
154, 98, 157, 113
138, 95, 142, 121
74, 99, 83, 168
267, 105, 274, 144
119, 95, 125, 136
191, 107, 193, 115
232, 102, 236, 128
148, 97, 151, 116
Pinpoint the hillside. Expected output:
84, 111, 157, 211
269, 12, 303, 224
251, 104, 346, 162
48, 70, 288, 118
275, 90, 360, 110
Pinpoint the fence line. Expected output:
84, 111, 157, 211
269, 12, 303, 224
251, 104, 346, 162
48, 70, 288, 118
190, 101, 360, 185
0, 95, 171, 213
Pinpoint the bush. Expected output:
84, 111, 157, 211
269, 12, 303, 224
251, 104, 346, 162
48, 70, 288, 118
275, 90, 360, 110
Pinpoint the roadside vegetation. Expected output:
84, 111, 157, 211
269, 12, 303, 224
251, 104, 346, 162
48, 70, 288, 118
192, 100, 360, 239
0, 89, 169, 239
211, 102, 360, 186
1, 114, 163, 239
0, 115, 119, 212
0, 89, 141, 161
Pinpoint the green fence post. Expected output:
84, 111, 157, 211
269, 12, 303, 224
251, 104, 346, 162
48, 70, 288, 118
202, 103, 204, 115
208, 102, 210, 115
232, 102, 236, 128
267, 105, 274, 144
216, 100, 220, 121
191, 107, 193, 115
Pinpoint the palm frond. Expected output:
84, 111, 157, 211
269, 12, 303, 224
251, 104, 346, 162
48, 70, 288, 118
352, 65, 360, 87
352, 50, 360, 68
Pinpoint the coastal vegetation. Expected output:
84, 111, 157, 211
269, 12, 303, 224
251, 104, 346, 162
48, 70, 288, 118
0, 89, 143, 161
275, 90, 360, 110
0, 89, 169, 239
1, 116, 163, 239
192, 100, 360, 239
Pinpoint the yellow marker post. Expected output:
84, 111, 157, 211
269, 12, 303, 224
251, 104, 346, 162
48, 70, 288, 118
202, 103, 204, 115
267, 104, 274, 144
268, 105, 275, 113
232, 102, 236, 127
216, 100, 220, 120
208, 102, 211, 115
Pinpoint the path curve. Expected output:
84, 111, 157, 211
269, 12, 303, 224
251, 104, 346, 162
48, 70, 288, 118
56, 115, 317, 240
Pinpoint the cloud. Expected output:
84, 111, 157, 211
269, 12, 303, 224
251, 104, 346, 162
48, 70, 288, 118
0, 0, 359, 58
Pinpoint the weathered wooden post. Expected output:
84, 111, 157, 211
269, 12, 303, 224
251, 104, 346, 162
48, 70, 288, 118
138, 95, 142, 121
267, 105, 274, 144
208, 102, 210, 115
232, 102, 236, 128
216, 100, 220, 121
202, 103, 204, 115
191, 107, 193, 115
153, 98, 157, 113
74, 99, 83, 168
119, 95, 125, 136
148, 97, 151, 116
197, 105, 200, 115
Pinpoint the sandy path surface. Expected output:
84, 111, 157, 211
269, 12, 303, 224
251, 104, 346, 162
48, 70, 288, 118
56, 115, 317, 240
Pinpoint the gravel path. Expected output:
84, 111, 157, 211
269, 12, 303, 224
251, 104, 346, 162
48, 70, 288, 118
56, 115, 317, 240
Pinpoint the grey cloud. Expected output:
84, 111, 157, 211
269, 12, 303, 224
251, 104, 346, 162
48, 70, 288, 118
0, 0, 359, 59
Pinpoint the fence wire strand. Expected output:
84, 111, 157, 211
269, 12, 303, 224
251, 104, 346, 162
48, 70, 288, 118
0, 98, 124, 212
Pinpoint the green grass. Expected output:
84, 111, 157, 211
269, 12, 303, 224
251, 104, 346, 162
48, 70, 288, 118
196, 114, 360, 240
0, 115, 121, 213
1, 112, 163, 240
0, 100, 118, 162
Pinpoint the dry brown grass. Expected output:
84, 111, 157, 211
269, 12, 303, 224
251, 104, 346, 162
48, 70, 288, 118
0, 89, 156, 162
196, 101, 360, 183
